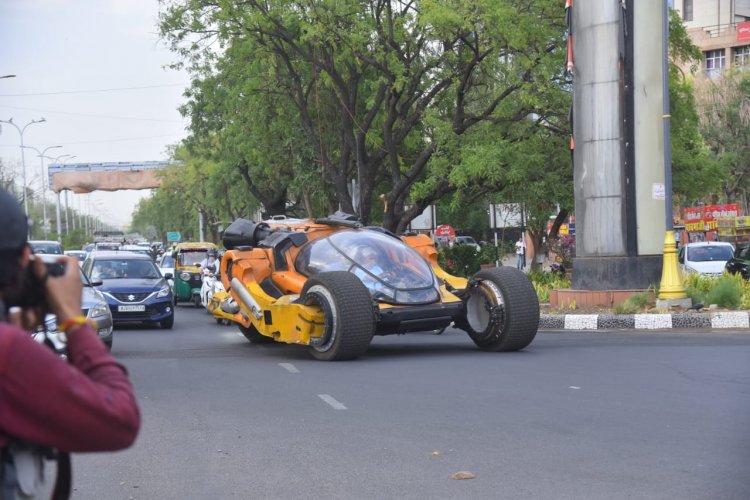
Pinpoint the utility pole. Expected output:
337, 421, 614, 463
23, 145, 62, 238
0, 118, 46, 225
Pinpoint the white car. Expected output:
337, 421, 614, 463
158, 253, 175, 289
678, 241, 734, 277
64, 250, 87, 266
29, 240, 63, 255
455, 235, 481, 252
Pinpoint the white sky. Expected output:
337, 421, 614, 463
0, 0, 189, 228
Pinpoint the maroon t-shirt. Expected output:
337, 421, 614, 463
0, 323, 140, 452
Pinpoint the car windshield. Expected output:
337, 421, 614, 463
31, 242, 62, 255
178, 251, 207, 266
91, 259, 161, 280
688, 245, 733, 262
160, 255, 175, 267
295, 229, 439, 305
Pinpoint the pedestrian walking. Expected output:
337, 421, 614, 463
515, 236, 525, 270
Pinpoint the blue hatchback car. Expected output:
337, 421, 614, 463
82, 251, 175, 329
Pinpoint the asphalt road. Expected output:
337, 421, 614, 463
67, 306, 750, 500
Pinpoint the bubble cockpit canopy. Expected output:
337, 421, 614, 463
295, 229, 439, 305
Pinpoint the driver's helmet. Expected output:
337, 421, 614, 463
207, 249, 218, 258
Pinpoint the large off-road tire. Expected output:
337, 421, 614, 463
458, 267, 539, 352
238, 323, 273, 343
300, 271, 375, 361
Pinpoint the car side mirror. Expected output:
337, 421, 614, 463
164, 273, 173, 280
89, 279, 103, 287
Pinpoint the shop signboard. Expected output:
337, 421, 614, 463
684, 204, 740, 232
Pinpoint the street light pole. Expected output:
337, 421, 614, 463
23, 145, 62, 238
0, 117, 46, 221
44, 153, 75, 241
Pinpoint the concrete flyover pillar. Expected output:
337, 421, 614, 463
571, 0, 665, 290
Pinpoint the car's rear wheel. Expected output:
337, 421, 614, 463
301, 271, 374, 361
238, 323, 273, 343
458, 267, 539, 351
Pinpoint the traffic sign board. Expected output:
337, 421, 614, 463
166, 231, 181, 242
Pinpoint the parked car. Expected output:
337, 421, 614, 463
82, 251, 174, 329
33, 268, 114, 352
678, 241, 735, 277
725, 243, 750, 279
29, 240, 63, 255
455, 235, 481, 252
217, 212, 539, 361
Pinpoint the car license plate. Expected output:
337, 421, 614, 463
118, 305, 145, 312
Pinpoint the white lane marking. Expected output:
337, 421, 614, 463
278, 363, 300, 373
318, 394, 347, 410
569, 386, 581, 390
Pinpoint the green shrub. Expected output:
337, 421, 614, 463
613, 292, 652, 314
528, 270, 570, 303
704, 275, 742, 309
438, 244, 497, 278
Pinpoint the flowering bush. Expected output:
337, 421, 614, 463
548, 234, 576, 268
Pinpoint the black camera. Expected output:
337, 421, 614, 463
32, 254, 67, 277
4, 254, 67, 312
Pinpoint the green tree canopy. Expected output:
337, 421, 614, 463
159, 0, 570, 231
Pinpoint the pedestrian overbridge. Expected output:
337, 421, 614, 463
49, 160, 180, 193
47, 160, 180, 238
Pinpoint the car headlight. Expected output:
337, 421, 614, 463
157, 286, 171, 298
88, 302, 110, 318
180, 272, 191, 281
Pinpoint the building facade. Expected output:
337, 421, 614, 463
673, 0, 750, 75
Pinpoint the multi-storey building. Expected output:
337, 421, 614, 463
673, 0, 750, 75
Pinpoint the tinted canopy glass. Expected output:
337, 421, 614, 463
295, 229, 439, 304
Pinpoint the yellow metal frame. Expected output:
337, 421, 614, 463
233, 281, 327, 345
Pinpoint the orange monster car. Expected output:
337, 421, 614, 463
217, 212, 539, 361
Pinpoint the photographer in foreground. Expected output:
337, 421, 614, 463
0, 189, 140, 499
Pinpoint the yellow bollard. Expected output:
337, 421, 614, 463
658, 231, 687, 299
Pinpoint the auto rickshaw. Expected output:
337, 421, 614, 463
172, 242, 218, 306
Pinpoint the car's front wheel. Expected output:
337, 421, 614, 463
301, 271, 374, 361
160, 314, 174, 329
457, 267, 539, 352
238, 323, 273, 343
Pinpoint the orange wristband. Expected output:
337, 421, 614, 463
58, 316, 93, 333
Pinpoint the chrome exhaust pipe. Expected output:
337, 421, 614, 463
231, 277, 263, 320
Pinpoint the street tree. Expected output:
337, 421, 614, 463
668, 8, 725, 205
694, 68, 750, 211
159, 0, 569, 232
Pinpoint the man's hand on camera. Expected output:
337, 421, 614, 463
8, 305, 43, 331
35, 255, 84, 325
